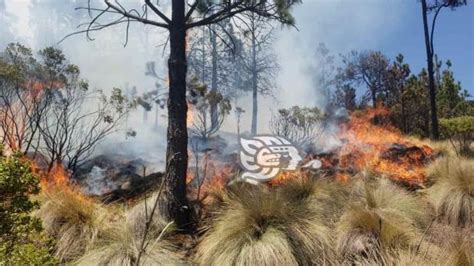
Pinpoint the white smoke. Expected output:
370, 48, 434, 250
1, 0, 406, 161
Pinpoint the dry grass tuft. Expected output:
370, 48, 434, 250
126, 192, 174, 240
277, 176, 351, 224
336, 179, 429, 263
36, 186, 107, 262
76, 221, 180, 266
76, 192, 181, 265
194, 182, 333, 265
426, 156, 473, 227
440, 238, 473, 266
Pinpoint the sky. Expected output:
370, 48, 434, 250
275, 0, 474, 109
1, 0, 473, 134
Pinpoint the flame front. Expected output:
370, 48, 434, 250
270, 106, 433, 186
337, 107, 432, 185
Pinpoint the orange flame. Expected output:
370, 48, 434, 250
335, 106, 432, 185
187, 162, 234, 201
265, 106, 432, 187
187, 103, 194, 127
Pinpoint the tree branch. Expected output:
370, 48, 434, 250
145, 0, 171, 24
430, 3, 448, 56
104, 0, 169, 28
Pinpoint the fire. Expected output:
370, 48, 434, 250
270, 171, 301, 186
268, 106, 433, 187
327, 106, 433, 186
30, 160, 71, 191
24, 80, 63, 93
187, 161, 234, 201
187, 103, 194, 127
28, 158, 90, 202
0, 79, 63, 154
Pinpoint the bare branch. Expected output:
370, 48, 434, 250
145, 0, 171, 24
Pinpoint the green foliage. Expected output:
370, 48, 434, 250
440, 116, 474, 155
329, 49, 472, 139
0, 151, 57, 265
0, 153, 41, 241
440, 116, 474, 135
437, 64, 473, 118
400, 71, 431, 137
193, 0, 301, 25
270, 106, 327, 149
336, 50, 390, 108
188, 78, 232, 138
1, 242, 57, 266
332, 84, 357, 111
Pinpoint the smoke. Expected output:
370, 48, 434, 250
229, 1, 405, 134
1, 0, 406, 164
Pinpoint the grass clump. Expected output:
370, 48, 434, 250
194, 181, 333, 265
76, 192, 181, 266
426, 156, 473, 227
277, 176, 351, 224
335, 179, 429, 263
37, 186, 107, 262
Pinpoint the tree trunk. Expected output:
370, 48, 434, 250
210, 26, 219, 130
371, 87, 377, 108
164, 0, 192, 231
421, 0, 440, 139
400, 88, 407, 133
250, 20, 258, 135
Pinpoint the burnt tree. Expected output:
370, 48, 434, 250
75, 0, 300, 231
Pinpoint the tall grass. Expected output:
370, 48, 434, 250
194, 181, 333, 265
426, 156, 473, 227
335, 179, 430, 263
36, 186, 107, 262
75, 191, 181, 265
75, 219, 179, 266
277, 176, 351, 225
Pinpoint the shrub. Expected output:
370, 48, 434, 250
194, 182, 333, 265
0, 152, 57, 265
426, 156, 473, 227
440, 116, 474, 156
270, 106, 327, 150
188, 78, 232, 139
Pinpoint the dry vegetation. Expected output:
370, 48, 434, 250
36, 190, 182, 265
34, 142, 473, 265
426, 156, 473, 227
194, 182, 332, 265
36, 186, 107, 262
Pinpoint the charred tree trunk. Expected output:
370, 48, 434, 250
250, 19, 258, 135
210, 26, 219, 130
421, 0, 440, 139
164, 0, 191, 232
